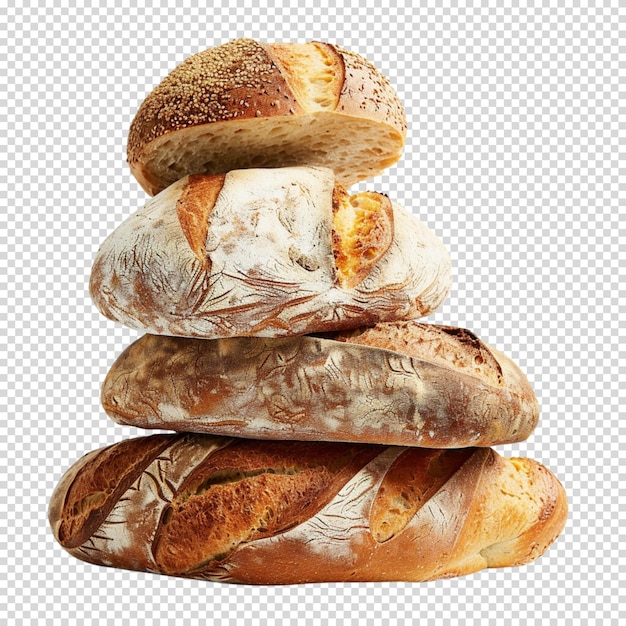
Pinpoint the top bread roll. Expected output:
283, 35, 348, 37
127, 39, 407, 195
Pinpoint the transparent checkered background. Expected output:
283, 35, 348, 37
1, 1, 624, 624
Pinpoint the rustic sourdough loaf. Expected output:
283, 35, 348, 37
127, 39, 407, 195
102, 321, 539, 448
90, 166, 451, 339
48, 433, 567, 583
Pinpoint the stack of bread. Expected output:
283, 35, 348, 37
49, 39, 566, 584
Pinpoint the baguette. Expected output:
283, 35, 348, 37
48, 434, 567, 584
127, 39, 407, 195
102, 321, 539, 448
90, 166, 451, 339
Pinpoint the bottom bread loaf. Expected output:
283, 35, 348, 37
48, 433, 567, 583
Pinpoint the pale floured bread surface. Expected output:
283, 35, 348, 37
90, 166, 451, 339
49, 435, 567, 583
128, 39, 406, 195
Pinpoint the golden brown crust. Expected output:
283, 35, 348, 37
127, 39, 303, 165
50, 435, 174, 549
475, 457, 569, 569
151, 439, 378, 574
49, 435, 567, 583
332, 190, 394, 289
176, 173, 226, 266
334, 43, 407, 138
101, 321, 538, 448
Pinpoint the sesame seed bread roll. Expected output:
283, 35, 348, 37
101, 321, 539, 448
49, 434, 568, 584
89, 166, 451, 339
127, 39, 407, 195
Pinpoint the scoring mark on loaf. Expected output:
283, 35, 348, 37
69, 435, 231, 571
267, 41, 344, 112
56, 435, 174, 550
150, 439, 380, 575
332, 187, 394, 289
370, 448, 475, 543
176, 173, 226, 268
332, 322, 504, 388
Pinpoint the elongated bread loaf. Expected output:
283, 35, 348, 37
127, 39, 407, 195
48, 434, 567, 584
90, 166, 451, 339
102, 321, 539, 448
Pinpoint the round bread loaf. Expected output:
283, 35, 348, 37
101, 321, 539, 448
127, 39, 407, 195
48, 434, 567, 583
89, 166, 451, 339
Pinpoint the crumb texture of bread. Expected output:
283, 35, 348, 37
127, 39, 406, 195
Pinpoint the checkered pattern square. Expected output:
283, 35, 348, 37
1, 1, 623, 624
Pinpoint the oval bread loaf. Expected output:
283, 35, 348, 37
102, 321, 539, 448
127, 39, 407, 195
48, 434, 567, 584
89, 166, 452, 339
